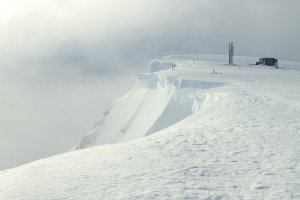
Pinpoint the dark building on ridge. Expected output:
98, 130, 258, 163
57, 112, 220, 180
256, 57, 278, 68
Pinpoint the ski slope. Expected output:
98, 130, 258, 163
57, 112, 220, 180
0, 55, 299, 199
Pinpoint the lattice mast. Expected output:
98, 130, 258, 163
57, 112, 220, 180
228, 42, 234, 65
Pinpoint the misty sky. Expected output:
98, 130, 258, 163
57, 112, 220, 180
0, 0, 300, 170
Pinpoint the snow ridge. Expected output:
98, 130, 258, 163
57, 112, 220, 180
76, 72, 224, 149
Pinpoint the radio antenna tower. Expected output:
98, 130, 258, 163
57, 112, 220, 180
228, 42, 234, 65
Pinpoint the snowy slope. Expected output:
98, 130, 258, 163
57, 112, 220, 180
76, 67, 223, 149
0, 55, 299, 199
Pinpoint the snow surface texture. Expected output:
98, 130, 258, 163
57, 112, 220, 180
0, 55, 299, 199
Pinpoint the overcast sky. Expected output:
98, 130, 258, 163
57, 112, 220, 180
0, 0, 299, 170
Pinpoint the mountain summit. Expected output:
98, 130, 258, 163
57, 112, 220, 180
1, 55, 299, 199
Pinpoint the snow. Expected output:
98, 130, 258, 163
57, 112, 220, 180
76, 69, 224, 149
0, 55, 299, 199
149, 60, 172, 72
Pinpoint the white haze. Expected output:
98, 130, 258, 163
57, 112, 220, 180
0, 0, 299, 170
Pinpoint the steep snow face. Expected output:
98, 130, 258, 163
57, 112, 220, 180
76, 72, 224, 149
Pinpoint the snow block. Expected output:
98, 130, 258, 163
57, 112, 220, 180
149, 60, 172, 72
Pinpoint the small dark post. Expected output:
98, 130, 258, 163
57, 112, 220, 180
172, 63, 176, 71
228, 42, 234, 65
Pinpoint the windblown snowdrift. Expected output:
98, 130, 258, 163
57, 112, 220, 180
76, 70, 223, 149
